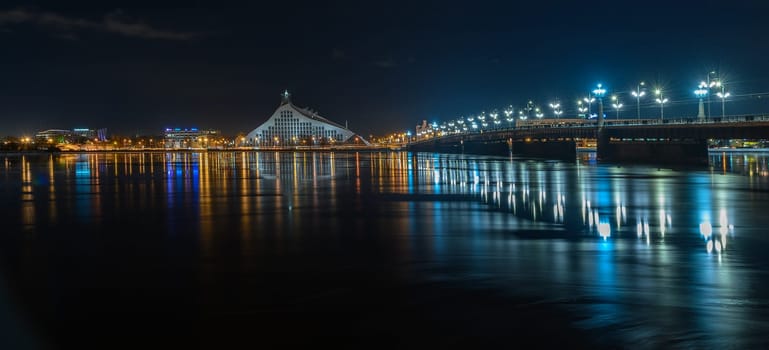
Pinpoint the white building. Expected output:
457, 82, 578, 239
245, 91, 368, 146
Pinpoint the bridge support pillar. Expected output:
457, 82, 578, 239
597, 134, 708, 165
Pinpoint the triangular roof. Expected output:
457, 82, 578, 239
290, 104, 349, 130
279, 90, 349, 130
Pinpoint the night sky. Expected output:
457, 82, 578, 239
2, 1, 769, 137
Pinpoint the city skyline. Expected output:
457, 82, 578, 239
2, 1, 769, 136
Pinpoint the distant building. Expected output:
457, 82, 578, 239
244, 91, 368, 146
36, 129, 73, 143
72, 128, 108, 141
73, 128, 95, 139
35, 128, 107, 144
163, 127, 220, 149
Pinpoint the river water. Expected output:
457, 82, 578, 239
1, 151, 768, 348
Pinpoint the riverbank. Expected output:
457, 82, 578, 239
0, 146, 399, 155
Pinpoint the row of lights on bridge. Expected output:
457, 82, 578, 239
414, 75, 733, 138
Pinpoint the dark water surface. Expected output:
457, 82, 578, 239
2, 151, 769, 348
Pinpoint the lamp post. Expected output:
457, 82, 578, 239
631, 81, 646, 120
522, 100, 535, 120
611, 95, 623, 119
655, 89, 668, 121
695, 82, 708, 119
490, 110, 499, 129
457, 118, 465, 133
593, 84, 607, 127
706, 71, 717, 117
504, 105, 514, 128
716, 87, 730, 118
535, 107, 543, 119
549, 102, 562, 122
583, 94, 595, 120
577, 100, 587, 118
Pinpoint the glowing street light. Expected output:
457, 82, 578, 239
490, 110, 499, 129
504, 105, 514, 128
655, 89, 668, 120
695, 82, 708, 119
716, 88, 731, 118
611, 95, 623, 119
577, 100, 588, 118
534, 107, 543, 119
583, 95, 595, 119
549, 102, 562, 121
593, 84, 607, 127
706, 71, 718, 117
523, 100, 535, 119
631, 81, 646, 120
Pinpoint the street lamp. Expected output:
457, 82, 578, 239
706, 71, 718, 117
583, 95, 595, 119
593, 84, 607, 127
534, 107, 543, 119
523, 100, 535, 119
504, 105, 514, 128
655, 89, 668, 120
716, 89, 730, 118
631, 81, 646, 120
456, 118, 465, 133
611, 95, 623, 119
490, 109, 499, 129
549, 102, 562, 122
577, 100, 588, 118
695, 82, 708, 119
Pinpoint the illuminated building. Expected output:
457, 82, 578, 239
35, 128, 108, 143
35, 129, 73, 143
73, 128, 108, 141
163, 127, 220, 149
244, 91, 368, 146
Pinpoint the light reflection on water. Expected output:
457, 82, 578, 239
1, 151, 769, 347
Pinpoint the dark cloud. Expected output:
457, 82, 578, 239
373, 58, 396, 68
331, 48, 346, 60
52, 32, 79, 41
0, 8, 196, 40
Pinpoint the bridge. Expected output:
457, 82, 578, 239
406, 115, 769, 165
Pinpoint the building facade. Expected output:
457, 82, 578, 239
163, 128, 220, 149
244, 91, 367, 147
35, 128, 108, 144
72, 128, 108, 141
35, 129, 73, 143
